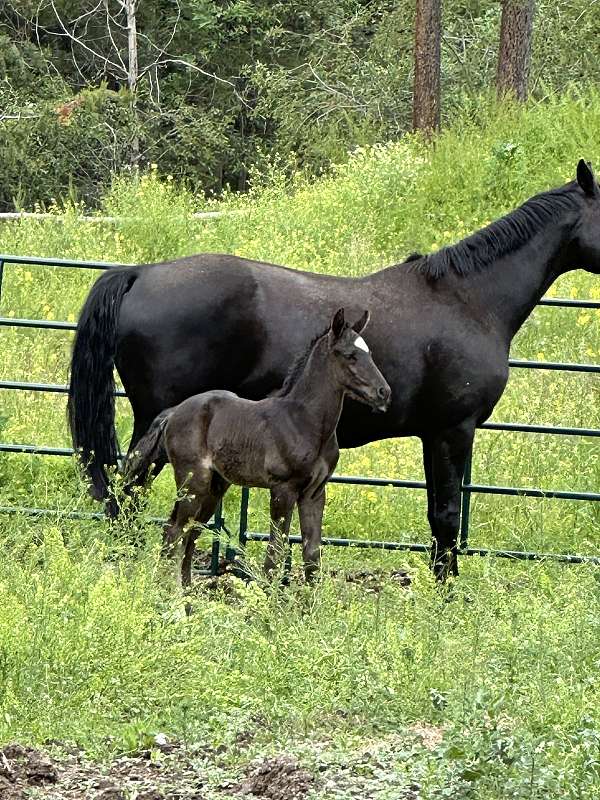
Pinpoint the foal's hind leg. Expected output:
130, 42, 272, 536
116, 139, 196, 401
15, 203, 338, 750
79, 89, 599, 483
163, 470, 229, 588
180, 475, 230, 587
264, 486, 297, 578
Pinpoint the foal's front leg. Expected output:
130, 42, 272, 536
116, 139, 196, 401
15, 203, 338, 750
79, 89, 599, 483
265, 486, 297, 578
298, 488, 326, 582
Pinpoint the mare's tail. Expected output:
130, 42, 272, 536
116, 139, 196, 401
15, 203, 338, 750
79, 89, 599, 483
67, 266, 138, 500
122, 410, 172, 486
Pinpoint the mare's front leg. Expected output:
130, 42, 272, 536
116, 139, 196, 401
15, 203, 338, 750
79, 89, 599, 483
298, 488, 326, 582
264, 486, 297, 578
423, 423, 475, 581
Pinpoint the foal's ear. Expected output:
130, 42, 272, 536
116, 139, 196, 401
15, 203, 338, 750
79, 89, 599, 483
576, 159, 598, 196
352, 309, 370, 335
331, 307, 346, 338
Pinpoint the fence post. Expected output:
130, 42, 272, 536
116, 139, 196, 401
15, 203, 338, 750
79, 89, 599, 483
239, 487, 249, 550
210, 499, 224, 575
0, 259, 4, 304
230, 487, 252, 578
460, 450, 473, 550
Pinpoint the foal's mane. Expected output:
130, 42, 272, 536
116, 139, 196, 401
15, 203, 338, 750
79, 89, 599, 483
412, 182, 581, 279
275, 325, 331, 397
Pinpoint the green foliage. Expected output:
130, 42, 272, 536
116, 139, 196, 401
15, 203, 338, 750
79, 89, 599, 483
0, 96, 598, 795
1, 1, 600, 209
0, 87, 138, 211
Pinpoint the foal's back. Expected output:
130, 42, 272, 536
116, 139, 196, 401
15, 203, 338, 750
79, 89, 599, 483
163, 389, 318, 491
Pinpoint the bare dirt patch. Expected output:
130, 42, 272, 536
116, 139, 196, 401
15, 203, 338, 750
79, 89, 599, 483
343, 568, 412, 592
0, 741, 207, 799
229, 756, 314, 800
408, 723, 444, 752
0, 744, 58, 799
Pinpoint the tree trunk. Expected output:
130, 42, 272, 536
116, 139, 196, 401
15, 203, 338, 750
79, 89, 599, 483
125, 0, 140, 164
125, 0, 138, 92
413, 0, 442, 136
496, 0, 535, 102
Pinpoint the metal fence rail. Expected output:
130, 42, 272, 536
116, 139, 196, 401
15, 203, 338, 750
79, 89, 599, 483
0, 252, 599, 570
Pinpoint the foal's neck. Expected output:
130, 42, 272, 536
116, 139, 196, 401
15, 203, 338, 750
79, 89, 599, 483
286, 338, 345, 438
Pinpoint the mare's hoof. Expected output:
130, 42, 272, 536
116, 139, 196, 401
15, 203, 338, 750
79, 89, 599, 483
432, 554, 459, 583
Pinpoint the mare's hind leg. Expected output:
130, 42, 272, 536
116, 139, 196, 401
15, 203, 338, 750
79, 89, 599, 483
264, 486, 297, 578
423, 423, 475, 581
298, 488, 326, 582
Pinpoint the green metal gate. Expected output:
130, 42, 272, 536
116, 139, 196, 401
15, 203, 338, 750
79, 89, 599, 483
1, 253, 599, 569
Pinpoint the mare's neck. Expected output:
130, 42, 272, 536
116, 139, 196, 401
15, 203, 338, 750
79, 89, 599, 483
456, 213, 579, 343
286, 340, 345, 439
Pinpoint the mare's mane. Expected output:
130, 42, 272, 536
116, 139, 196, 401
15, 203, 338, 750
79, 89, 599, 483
410, 182, 581, 279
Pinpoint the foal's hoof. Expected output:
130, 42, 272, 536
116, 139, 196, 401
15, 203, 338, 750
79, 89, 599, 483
161, 543, 176, 559
104, 496, 121, 520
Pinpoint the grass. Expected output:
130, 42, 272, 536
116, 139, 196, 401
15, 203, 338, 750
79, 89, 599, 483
0, 91, 598, 797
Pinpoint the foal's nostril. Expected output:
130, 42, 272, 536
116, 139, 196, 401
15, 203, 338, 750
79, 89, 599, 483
377, 386, 388, 399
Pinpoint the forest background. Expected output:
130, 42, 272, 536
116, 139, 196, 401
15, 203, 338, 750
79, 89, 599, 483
1, 0, 598, 212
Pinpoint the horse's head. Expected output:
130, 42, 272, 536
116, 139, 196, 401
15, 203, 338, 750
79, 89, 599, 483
573, 159, 600, 274
328, 308, 391, 412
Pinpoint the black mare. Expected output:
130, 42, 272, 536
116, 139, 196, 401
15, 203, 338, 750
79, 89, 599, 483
124, 309, 391, 586
68, 160, 600, 579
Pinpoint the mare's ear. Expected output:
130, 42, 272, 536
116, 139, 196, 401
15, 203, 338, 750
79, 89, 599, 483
577, 159, 598, 196
331, 307, 346, 338
352, 309, 370, 335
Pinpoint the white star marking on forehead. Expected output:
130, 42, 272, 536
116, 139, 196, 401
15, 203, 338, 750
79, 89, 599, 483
354, 336, 369, 353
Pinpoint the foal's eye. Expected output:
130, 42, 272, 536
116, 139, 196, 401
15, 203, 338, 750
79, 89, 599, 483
345, 352, 358, 362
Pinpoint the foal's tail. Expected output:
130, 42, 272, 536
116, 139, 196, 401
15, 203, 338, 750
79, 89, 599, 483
122, 410, 172, 486
67, 266, 138, 501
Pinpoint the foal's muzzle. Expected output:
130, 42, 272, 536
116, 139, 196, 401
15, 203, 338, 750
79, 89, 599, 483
351, 382, 391, 413
374, 384, 392, 413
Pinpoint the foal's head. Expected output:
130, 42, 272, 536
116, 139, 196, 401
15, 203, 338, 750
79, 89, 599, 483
327, 308, 391, 412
